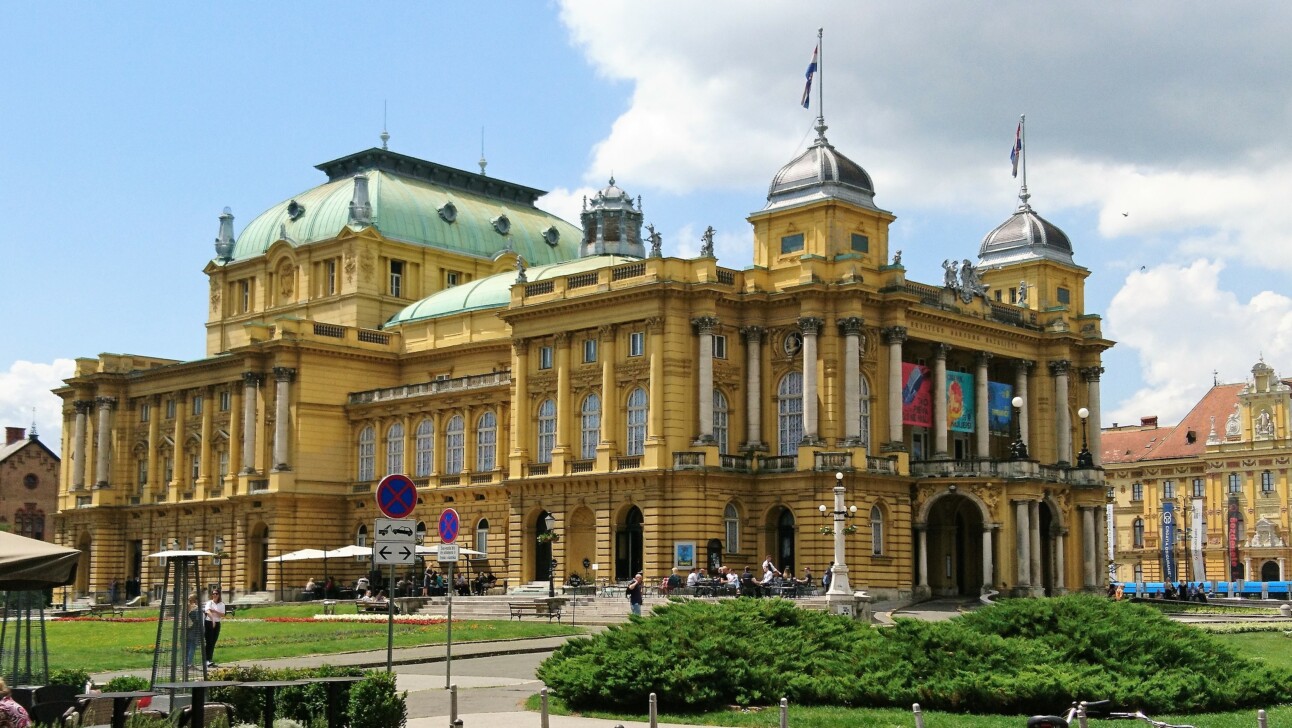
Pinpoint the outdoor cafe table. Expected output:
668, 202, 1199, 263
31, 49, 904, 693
75, 690, 157, 728
152, 679, 239, 726
307, 675, 365, 728
237, 679, 308, 728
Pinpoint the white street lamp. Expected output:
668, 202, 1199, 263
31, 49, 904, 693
819, 471, 858, 613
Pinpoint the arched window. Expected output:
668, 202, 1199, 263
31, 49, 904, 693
778, 372, 804, 456
445, 415, 465, 475
859, 376, 871, 449
724, 503, 740, 554
386, 422, 404, 476
1132, 518, 1145, 549
580, 394, 601, 461
475, 518, 490, 555
536, 399, 556, 464
357, 425, 375, 481
476, 411, 497, 472
356, 524, 369, 547
414, 419, 434, 477
626, 387, 648, 456
870, 505, 884, 555
713, 390, 729, 454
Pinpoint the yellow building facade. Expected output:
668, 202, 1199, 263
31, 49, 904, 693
54, 121, 1111, 602
1104, 361, 1292, 585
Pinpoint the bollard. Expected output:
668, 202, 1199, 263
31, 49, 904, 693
1258, 708, 1268, 728
540, 688, 550, 728
1076, 702, 1088, 728
449, 684, 458, 728
780, 697, 788, 728
912, 703, 925, 728
649, 692, 658, 728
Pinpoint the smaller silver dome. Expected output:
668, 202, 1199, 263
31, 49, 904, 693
765, 120, 877, 212
978, 201, 1075, 267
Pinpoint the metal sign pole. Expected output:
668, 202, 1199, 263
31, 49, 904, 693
445, 562, 453, 689
386, 564, 395, 673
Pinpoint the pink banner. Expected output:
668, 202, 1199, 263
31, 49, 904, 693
902, 363, 932, 427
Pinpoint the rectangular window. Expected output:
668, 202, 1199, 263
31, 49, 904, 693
1262, 471, 1274, 493
219, 390, 231, 412
239, 280, 251, 313
389, 260, 404, 298
1163, 480, 1175, 499
1131, 482, 1143, 501
538, 346, 553, 370
1193, 478, 1205, 498
780, 233, 804, 254
994, 289, 1002, 302
137, 459, 148, 486
629, 331, 645, 357
190, 453, 200, 481
583, 338, 597, 363
325, 259, 338, 295
192, 395, 203, 415
166, 399, 176, 419
446, 271, 460, 288
850, 233, 869, 253
712, 335, 727, 359
219, 450, 229, 478
1057, 287, 1071, 304
1229, 473, 1241, 494
140, 403, 150, 423
164, 457, 174, 484
435, 373, 452, 381
1009, 287, 1017, 304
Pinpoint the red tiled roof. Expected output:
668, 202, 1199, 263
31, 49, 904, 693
1099, 383, 1244, 464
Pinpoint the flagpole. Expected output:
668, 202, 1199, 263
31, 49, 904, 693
817, 27, 824, 127
1018, 114, 1029, 207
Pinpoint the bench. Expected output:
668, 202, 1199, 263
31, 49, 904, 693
356, 600, 399, 614
508, 600, 563, 622
89, 603, 125, 617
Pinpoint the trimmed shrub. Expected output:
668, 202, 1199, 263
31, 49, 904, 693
347, 671, 405, 728
104, 674, 151, 692
47, 667, 91, 690
207, 665, 375, 727
537, 594, 1292, 715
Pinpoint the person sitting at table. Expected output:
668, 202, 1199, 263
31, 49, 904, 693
359, 589, 375, 601
455, 573, 470, 596
665, 567, 682, 594
305, 577, 317, 594
323, 576, 335, 598
685, 567, 699, 588
724, 567, 740, 589
356, 575, 370, 594
0, 678, 32, 728
740, 566, 759, 597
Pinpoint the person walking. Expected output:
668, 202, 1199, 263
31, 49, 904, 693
203, 588, 226, 667
626, 572, 644, 617
185, 595, 204, 669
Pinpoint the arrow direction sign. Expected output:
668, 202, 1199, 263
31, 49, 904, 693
373, 540, 416, 566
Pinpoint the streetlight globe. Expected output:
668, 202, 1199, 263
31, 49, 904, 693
849, 505, 857, 515
1012, 396, 1024, 408
1078, 407, 1090, 419
818, 504, 828, 514
835, 471, 844, 482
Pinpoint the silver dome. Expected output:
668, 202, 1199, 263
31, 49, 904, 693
978, 202, 1075, 267
764, 120, 878, 212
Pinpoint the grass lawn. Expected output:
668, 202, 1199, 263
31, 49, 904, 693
1213, 630, 1292, 670
49, 604, 579, 672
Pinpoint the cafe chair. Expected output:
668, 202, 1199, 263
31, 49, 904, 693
64, 696, 116, 727
34, 684, 80, 704
176, 701, 234, 727
24, 700, 77, 727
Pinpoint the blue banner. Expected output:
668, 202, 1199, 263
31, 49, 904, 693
1161, 501, 1177, 583
988, 382, 1013, 435
946, 371, 975, 433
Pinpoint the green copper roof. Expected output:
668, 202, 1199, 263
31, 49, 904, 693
229, 149, 581, 265
385, 255, 640, 327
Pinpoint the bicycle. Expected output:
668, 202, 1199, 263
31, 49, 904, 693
1027, 700, 1196, 728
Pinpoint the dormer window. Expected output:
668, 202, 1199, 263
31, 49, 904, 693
492, 214, 511, 235
780, 233, 804, 255
438, 202, 458, 223
287, 200, 305, 221
543, 226, 560, 246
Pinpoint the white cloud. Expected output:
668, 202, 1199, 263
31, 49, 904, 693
0, 359, 74, 454
1105, 261, 1292, 425
535, 186, 597, 228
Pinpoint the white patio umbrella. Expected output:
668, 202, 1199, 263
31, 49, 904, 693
264, 549, 333, 600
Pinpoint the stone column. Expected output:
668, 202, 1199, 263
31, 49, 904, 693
838, 317, 865, 445
172, 392, 187, 488
199, 388, 214, 488
741, 326, 765, 450
241, 372, 262, 474
799, 317, 824, 444
1015, 500, 1031, 587
1050, 360, 1072, 465
94, 396, 116, 487
598, 326, 617, 450
975, 352, 992, 459
1055, 528, 1067, 591
554, 333, 571, 457
272, 367, 295, 471
647, 317, 665, 444
228, 384, 243, 486
1014, 360, 1032, 448
1082, 366, 1105, 466
933, 344, 950, 458
981, 527, 994, 591
72, 400, 92, 488
917, 524, 929, 588
1094, 508, 1107, 588
1029, 500, 1042, 591
884, 327, 907, 447
146, 396, 161, 494
510, 339, 529, 473
1082, 507, 1096, 588
693, 316, 719, 443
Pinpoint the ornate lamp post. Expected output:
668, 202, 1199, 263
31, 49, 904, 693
1076, 407, 1093, 467
1009, 396, 1029, 460
818, 472, 858, 614
212, 536, 226, 595
543, 513, 557, 598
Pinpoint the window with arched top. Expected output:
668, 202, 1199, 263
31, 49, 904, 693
357, 425, 375, 481
724, 502, 740, 554
475, 518, 489, 555
870, 505, 884, 555
581, 394, 601, 461
414, 419, 435, 477
445, 415, 465, 475
1133, 518, 1145, 549
713, 390, 730, 454
536, 399, 556, 464
386, 422, 404, 476
626, 387, 648, 456
859, 376, 872, 450
778, 372, 804, 456
476, 411, 497, 472
356, 524, 369, 547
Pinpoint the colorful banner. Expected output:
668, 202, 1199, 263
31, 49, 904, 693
1161, 501, 1177, 583
946, 371, 975, 433
1191, 498, 1205, 582
1228, 497, 1242, 580
901, 363, 932, 427
988, 382, 1013, 435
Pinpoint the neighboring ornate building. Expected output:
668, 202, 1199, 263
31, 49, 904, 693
1, 425, 59, 541
1104, 360, 1292, 585
54, 115, 1110, 602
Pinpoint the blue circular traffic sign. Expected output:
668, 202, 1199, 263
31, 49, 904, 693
439, 508, 460, 544
376, 474, 417, 519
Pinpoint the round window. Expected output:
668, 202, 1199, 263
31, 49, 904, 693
492, 214, 511, 236
23, 473, 38, 490
542, 226, 561, 246
438, 202, 458, 223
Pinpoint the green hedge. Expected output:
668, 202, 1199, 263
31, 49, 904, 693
536, 595, 1292, 715
207, 665, 404, 728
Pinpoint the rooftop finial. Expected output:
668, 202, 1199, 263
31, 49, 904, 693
29, 408, 37, 439
381, 100, 390, 150
479, 126, 487, 176
214, 207, 235, 262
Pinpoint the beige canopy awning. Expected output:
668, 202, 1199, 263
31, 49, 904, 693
0, 531, 80, 590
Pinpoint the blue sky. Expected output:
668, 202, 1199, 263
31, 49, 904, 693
5, 2, 1292, 449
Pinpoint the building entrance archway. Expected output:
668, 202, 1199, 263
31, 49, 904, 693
767, 507, 796, 575
925, 494, 985, 596
615, 506, 643, 581
1261, 560, 1280, 582
535, 511, 554, 582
